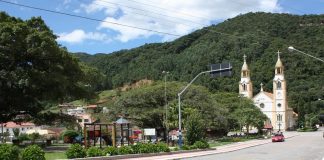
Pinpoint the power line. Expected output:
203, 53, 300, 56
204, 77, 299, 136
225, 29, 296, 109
123, 0, 211, 22
81, 0, 201, 28
0, 0, 181, 37
93, 0, 206, 26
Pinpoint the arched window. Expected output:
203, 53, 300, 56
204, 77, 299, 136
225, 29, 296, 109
277, 103, 281, 108
277, 68, 282, 74
277, 114, 282, 122
277, 81, 282, 90
260, 103, 265, 108
243, 71, 248, 77
243, 84, 247, 91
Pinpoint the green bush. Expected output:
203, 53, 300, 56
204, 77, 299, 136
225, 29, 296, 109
66, 144, 86, 159
181, 145, 190, 150
87, 146, 104, 157
18, 133, 31, 141
118, 146, 133, 155
193, 140, 210, 149
21, 145, 45, 160
0, 144, 20, 160
173, 147, 179, 151
61, 130, 79, 142
155, 143, 170, 153
185, 112, 205, 145
104, 146, 118, 156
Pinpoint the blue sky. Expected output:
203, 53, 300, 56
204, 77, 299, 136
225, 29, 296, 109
0, 0, 323, 54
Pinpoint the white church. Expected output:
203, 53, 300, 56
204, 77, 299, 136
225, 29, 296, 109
239, 51, 297, 131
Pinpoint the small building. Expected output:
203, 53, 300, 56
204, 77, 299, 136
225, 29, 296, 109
1, 122, 41, 141
67, 107, 85, 115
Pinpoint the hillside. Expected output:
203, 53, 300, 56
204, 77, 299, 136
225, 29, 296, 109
74, 12, 324, 121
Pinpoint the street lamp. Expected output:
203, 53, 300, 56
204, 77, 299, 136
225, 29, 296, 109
177, 65, 232, 148
162, 71, 169, 144
288, 46, 324, 63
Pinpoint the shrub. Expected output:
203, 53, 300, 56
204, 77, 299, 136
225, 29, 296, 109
62, 130, 79, 143
21, 145, 45, 160
181, 145, 190, 150
155, 143, 170, 153
193, 140, 209, 149
185, 112, 205, 145
18, 133, 31, 141
87, 146, 104, 157
118, 146, 133, 155
173, 147, 179, 151
0, 144, 20, 160
104, 146, 118, 156
66, 144, 86, 159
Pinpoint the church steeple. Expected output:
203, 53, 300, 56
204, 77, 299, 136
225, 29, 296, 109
273, 50, 288, 131
275, 51, 284, 75
239, 54, 253, 98
241, 54, 250, 77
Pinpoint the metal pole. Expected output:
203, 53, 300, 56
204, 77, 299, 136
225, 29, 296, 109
178, 94, 182, 148
177, 67, 232, 148
163, 71, 169, 145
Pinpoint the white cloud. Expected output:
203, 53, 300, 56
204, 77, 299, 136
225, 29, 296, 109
57, 29, 111, 44
80, 0, 282, 42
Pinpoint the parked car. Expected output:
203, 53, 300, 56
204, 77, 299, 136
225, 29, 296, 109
272, 133, 285, 142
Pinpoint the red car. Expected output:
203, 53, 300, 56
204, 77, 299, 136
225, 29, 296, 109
272, 133, 285, 142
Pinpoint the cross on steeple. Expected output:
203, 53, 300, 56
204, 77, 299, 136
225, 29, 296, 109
277, 50, 281, 59
243, 54, 247, 62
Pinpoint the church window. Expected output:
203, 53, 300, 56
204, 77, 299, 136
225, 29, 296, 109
277, 81, 282, 90
243, 71, 248, 77
260, 103, 265, 108
277, 103, 281, 108
277, 68, 282, 74
277, 114, 282, 122
243, 84, 247, 91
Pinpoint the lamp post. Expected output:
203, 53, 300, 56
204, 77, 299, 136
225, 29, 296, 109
177, 65, 232, 148
162, 71, 169, 144
288, 46, 324, 63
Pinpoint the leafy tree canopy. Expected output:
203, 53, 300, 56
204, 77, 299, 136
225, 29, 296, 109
0, 12, 94, 122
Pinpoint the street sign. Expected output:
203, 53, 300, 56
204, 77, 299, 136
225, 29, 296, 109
210, 62, 232, 78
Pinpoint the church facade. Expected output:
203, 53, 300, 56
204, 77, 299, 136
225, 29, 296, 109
239, 52, 297, 131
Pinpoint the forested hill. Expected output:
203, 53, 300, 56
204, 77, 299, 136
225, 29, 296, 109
74, 12, 324, 116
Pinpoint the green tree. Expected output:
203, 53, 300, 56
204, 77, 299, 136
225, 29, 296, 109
233, 99, 267, 134
185, 110, 205, 145
0, 12, 93, 122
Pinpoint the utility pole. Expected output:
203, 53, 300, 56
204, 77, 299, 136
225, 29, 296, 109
162, 71, 169, 144
177, 63, 232, 148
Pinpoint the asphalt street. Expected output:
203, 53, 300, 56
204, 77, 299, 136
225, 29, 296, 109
186, 129, 324, 160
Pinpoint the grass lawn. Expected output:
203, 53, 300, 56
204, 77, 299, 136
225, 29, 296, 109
45, 152, 66, 160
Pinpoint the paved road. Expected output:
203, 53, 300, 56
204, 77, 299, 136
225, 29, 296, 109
186, 129, 324, 160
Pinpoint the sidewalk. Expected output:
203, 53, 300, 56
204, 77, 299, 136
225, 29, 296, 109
124, 132, 299, 160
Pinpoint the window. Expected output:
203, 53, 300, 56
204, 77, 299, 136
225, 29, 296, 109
78, 119, 82, 122
277, 114, 282, 122
260, 103, 265, 108
277, 81, 282, 90
84, 119, 89, 122
243, 71, 248, 77
21, 128, 24, 131
277, 68, 282, 74
277, 103, 281, 108
243, 84, 247, 91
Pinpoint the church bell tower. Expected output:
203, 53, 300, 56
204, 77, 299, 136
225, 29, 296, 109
273, 51, 288, 130
239, 55, 253, 98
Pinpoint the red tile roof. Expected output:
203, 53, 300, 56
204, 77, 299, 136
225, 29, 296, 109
4, 122, 35, 128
